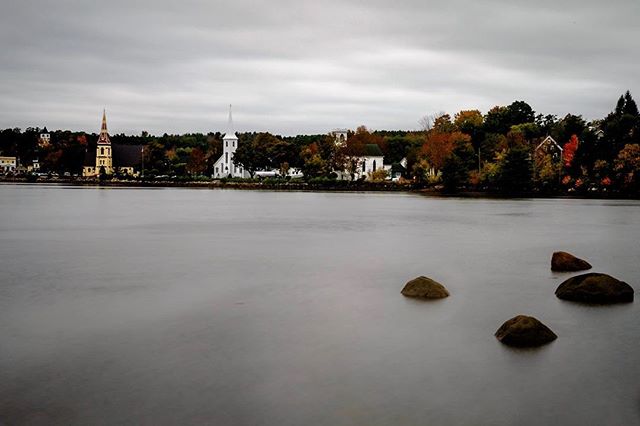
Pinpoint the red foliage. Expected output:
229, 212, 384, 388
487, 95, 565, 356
563, 134, 579, 168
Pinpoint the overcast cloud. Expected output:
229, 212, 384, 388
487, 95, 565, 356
1, 0, 638, 135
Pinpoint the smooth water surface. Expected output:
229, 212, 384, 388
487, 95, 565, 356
1, 184, 639, 425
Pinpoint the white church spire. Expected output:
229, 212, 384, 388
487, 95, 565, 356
224, 104, 237, 140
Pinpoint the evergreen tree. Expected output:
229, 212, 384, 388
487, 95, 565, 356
497, 143, 532, 194
441, 140, 475, 192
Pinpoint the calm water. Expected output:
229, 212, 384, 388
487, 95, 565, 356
1, 184, 639, 425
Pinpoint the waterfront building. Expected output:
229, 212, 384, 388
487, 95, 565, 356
0, 156, 17, 173
213, 105, 249, 178
83, 110, 142, 177
331, 128, 386, 180
535, 135, 563, 161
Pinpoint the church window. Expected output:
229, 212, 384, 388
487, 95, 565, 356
362, 161, 366, 172
226, 141, 228, 147
373, 160, 377, 171
232, 141, 235, 147
225, 153, 228, 163
101, 147, 104, 155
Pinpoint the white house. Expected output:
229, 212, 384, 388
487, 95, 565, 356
213, 105, 250, 179
331, 129, 386, 180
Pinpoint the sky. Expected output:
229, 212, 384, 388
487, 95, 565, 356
1, 0, 639, 136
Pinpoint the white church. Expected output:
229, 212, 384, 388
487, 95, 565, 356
213, 105, 250, 179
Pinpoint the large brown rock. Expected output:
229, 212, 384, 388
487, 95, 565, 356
495, 315, 557, 347
401, 276, 449, 299
555, 272, 634, 304
551, 251, 592, 272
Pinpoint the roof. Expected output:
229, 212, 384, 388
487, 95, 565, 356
535, 136, 563, 152
363, 144, 384, 157
390, 162, 406, 173
113, 145, 143, 167
84, 144, 143, 167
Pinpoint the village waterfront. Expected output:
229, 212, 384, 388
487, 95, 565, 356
1, 184, 639, 425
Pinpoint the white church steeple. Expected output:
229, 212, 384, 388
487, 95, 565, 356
223, 104, 238, 141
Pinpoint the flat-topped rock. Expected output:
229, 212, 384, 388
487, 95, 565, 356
401, 276, 449, 299
551, 251, 592, 272
555, 272, 634, 304
495, 315, 557, 347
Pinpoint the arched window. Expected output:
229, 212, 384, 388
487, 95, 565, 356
226, 141, 228, 147
101, 147, 104, 155
373, 160, 377, 171
362, 161, 366, 172
225, 153, 228, 163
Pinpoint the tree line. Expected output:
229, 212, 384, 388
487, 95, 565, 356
0, 91, 639, 194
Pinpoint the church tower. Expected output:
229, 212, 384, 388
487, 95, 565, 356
95, 110, 113, 175
222, 104, 239, 176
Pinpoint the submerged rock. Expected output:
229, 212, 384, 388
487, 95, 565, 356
401, 276, 449, 299
555, 272, 634, 304
495, 315, 557, 347
551, 251, 592, 272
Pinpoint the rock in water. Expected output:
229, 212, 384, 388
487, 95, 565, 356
401, 276, 449, 299
555, 272, 634, 304
551, 251, 592, 272
495, 315, 557, 347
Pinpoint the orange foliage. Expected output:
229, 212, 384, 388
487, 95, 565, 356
421, 131, 470, 171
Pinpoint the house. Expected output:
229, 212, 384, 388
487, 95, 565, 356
39, 132, 51, 148
0, 156, 17, 173
388, 161, 407, 181
534, 136, 563, 161
83, 110, 142, 177
331, 129, 386, 180
331, 128, 348, 146
29, 159, 40, 172
358, 144, 384, 178
212, 105, 250, 179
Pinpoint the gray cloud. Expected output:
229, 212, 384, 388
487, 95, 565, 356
0, 0, 638, 135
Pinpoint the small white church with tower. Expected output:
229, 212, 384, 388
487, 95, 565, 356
213, 105, 249, 178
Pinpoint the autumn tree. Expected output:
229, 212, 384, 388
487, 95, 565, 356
300, 143, 326, 178
454, 109, 485, 166
420, 131, 470, 173
232, 133, 272, 177
186, 147, 207, 175
614, 144, 640, 192
563, 134, 579, 169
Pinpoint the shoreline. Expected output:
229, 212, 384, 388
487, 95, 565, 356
2, 177, 638, 199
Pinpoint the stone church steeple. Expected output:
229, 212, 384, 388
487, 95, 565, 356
95, 109, 113, 174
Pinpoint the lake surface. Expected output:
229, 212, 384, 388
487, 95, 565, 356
1, 184, 639, 425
